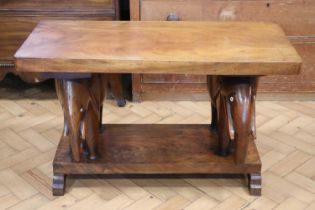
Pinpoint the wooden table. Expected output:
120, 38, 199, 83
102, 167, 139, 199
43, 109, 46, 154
14, 21, 301, 196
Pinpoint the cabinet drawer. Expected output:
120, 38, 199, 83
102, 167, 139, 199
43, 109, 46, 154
0, 16, 112, 63
141, 0, 315, 36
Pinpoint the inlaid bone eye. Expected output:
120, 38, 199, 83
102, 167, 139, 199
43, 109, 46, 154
229, 96, 234, 102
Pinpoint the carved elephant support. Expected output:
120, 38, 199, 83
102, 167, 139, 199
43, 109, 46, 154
207, 76, 257, 164
55, 74, 107, 162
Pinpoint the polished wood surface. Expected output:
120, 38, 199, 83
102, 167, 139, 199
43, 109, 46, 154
15, 21, 301, 75
53, 124, 261, 195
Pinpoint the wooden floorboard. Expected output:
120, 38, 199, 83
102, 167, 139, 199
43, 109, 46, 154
0, 86, 315, 209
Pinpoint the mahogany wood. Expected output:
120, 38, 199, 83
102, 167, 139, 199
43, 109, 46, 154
15, 21, 301, 75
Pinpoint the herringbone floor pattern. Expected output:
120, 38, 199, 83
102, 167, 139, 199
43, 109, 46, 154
1, 86, 315, 210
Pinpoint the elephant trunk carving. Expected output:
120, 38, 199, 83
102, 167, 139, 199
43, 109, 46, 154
207, 76, 257, 164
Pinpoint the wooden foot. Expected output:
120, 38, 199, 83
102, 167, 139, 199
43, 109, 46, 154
52, 174, 65, 196
248, 173, 262, 196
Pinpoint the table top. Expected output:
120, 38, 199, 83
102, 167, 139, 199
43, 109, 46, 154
15, 21, 301, 75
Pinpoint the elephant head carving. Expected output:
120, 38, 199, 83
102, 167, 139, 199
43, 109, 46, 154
208, 76, 257, 164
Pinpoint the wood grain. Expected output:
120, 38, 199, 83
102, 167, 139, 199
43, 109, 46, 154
53, 124, 261, 174
15, 21, 301, 75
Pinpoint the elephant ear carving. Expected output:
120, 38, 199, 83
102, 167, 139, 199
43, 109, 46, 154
225, 95, 235, 141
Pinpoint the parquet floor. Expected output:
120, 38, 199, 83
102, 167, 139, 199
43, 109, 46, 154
1, 85, 315, 210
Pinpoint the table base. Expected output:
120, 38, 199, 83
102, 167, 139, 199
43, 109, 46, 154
52, 124, 261, 196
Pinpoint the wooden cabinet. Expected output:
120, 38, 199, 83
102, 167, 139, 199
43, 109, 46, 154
130, 0, 315, 100
0, 0, 118, 78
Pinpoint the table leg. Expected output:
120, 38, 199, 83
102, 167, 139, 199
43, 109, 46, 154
55, 74, 106, 162
207, 76, 257, 164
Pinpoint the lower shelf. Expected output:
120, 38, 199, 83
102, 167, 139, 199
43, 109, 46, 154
53, 124, 261, 196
